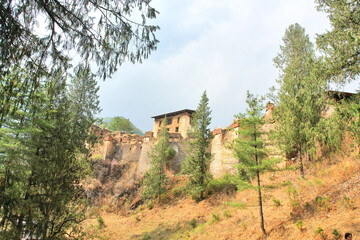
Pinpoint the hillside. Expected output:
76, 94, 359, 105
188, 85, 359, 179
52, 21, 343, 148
82, 148, 360, 239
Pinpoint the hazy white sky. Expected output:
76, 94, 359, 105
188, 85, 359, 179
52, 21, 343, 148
98, 0, 357, 133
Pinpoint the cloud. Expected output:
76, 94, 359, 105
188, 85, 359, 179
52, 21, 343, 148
98, 0, 333, 132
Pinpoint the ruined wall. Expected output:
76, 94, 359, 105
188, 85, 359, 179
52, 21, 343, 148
210, 128, 238, 178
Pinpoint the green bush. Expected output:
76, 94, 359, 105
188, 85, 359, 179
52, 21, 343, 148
97, 215, 105, 229
333, 229, 340, 239
206, 174, 237, 196
295, 220, 304, 230
314, 196, 331, 211
273, 199, 282, 207
211, 212, 220, 223
223, 209, 232, 218
189, 218, 197, 229
171, 186, 185, 198
316, 227, 323, 235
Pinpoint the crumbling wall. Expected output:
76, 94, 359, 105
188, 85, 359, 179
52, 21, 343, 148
210, 128, 238, 178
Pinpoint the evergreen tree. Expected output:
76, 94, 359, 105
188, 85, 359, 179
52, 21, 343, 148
0, 68, 99, 239
182, 91, 213, 202
316, 0, 360, 82
142, 116, 175, 203
272, 23, 327, 176
232, 91, 280, 236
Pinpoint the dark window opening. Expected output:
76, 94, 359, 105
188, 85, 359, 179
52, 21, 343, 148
159, 120, 162, 127
167, 118, 172, 125
177, 117, 180, 123
175, 127, 179, 132
167, 128, 170, 132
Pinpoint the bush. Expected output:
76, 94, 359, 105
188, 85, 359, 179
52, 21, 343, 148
333, 229, 341, 239
171, 186, 185, 198
316, 227, 323, 235
211, 212, 220, 223
295, 220, 304, 230
189, 218, 197, 229
273, 199, 282, 207
223, 209, 232, 218
206, 174, 237, 196
97, 215, 105, 229
314, 196, 331, 211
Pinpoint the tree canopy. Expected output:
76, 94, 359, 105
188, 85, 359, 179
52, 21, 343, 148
0, 0, 159, 81
316, 0, 360, 82
107, 116, 143, 135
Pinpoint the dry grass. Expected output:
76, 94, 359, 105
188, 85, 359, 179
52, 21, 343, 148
83, 152, 360, 240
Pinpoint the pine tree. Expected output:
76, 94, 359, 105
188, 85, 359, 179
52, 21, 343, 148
272, 23, 327, 176
0, 68, 99, 239
316, 0, 360, 82
182, 91, 213, 202
142, 116, 175, 203
232, 91, 280, 236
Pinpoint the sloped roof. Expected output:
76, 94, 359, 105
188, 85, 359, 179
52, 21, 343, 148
151, 109, 195, 119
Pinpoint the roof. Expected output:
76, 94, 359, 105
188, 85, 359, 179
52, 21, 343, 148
326, 90, 356, 101
151, 109, 195, 119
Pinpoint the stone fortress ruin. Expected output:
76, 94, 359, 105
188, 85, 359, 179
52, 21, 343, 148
92, 106, 276, 180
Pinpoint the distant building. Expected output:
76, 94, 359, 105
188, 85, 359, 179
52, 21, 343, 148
151, 109, 195, 139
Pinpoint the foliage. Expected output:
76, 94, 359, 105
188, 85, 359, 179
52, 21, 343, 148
272, 23, 327, 176
231, 91, 281, 236
223, 202, 247, 209
182, 91, 213, 202
142, 116, 176, 202
273, 199, 282, 207
295, 220, 304, 230
0, 0, 159, 87
108, 116, 143, 135
97, 215, 105, 229
314, 196, 331, 212
316, 0, 360, 82
211, 212, 220, 223
205, 174, 237, 196
0, 67, 99, 239
332, 229, 341, 239
316, 227, 324, 235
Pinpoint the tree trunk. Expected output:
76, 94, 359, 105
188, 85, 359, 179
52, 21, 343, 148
299, 145, 304, 177
256, 171, 266, 236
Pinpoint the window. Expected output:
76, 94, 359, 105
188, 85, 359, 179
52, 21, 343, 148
175, 127, 179, 132
177, 117, 180, 123
159, 120, 162, 127
166, 128, 170, 132
167, 118, 172, 125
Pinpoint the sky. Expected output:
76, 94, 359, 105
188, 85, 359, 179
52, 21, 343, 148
97, 0, 358, 133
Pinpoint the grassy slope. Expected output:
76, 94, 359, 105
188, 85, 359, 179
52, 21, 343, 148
83, 151, 360, 240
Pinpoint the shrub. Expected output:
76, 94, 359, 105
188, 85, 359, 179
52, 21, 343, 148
205, 174, 237, 196
146, 200, 153, 210
314, 196, 331, 211
223, 210, 232, 218
212, 212, 220, 223
97, 215, 105, 229
286, 186, 300, 209
316, 227, 323, 235
295, 220, 304, 230
273, 199, 282, 207
171, 186, 185, 198
339, 197, 354, 209
189, 218, 197, 229
332, 229, 341, 239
